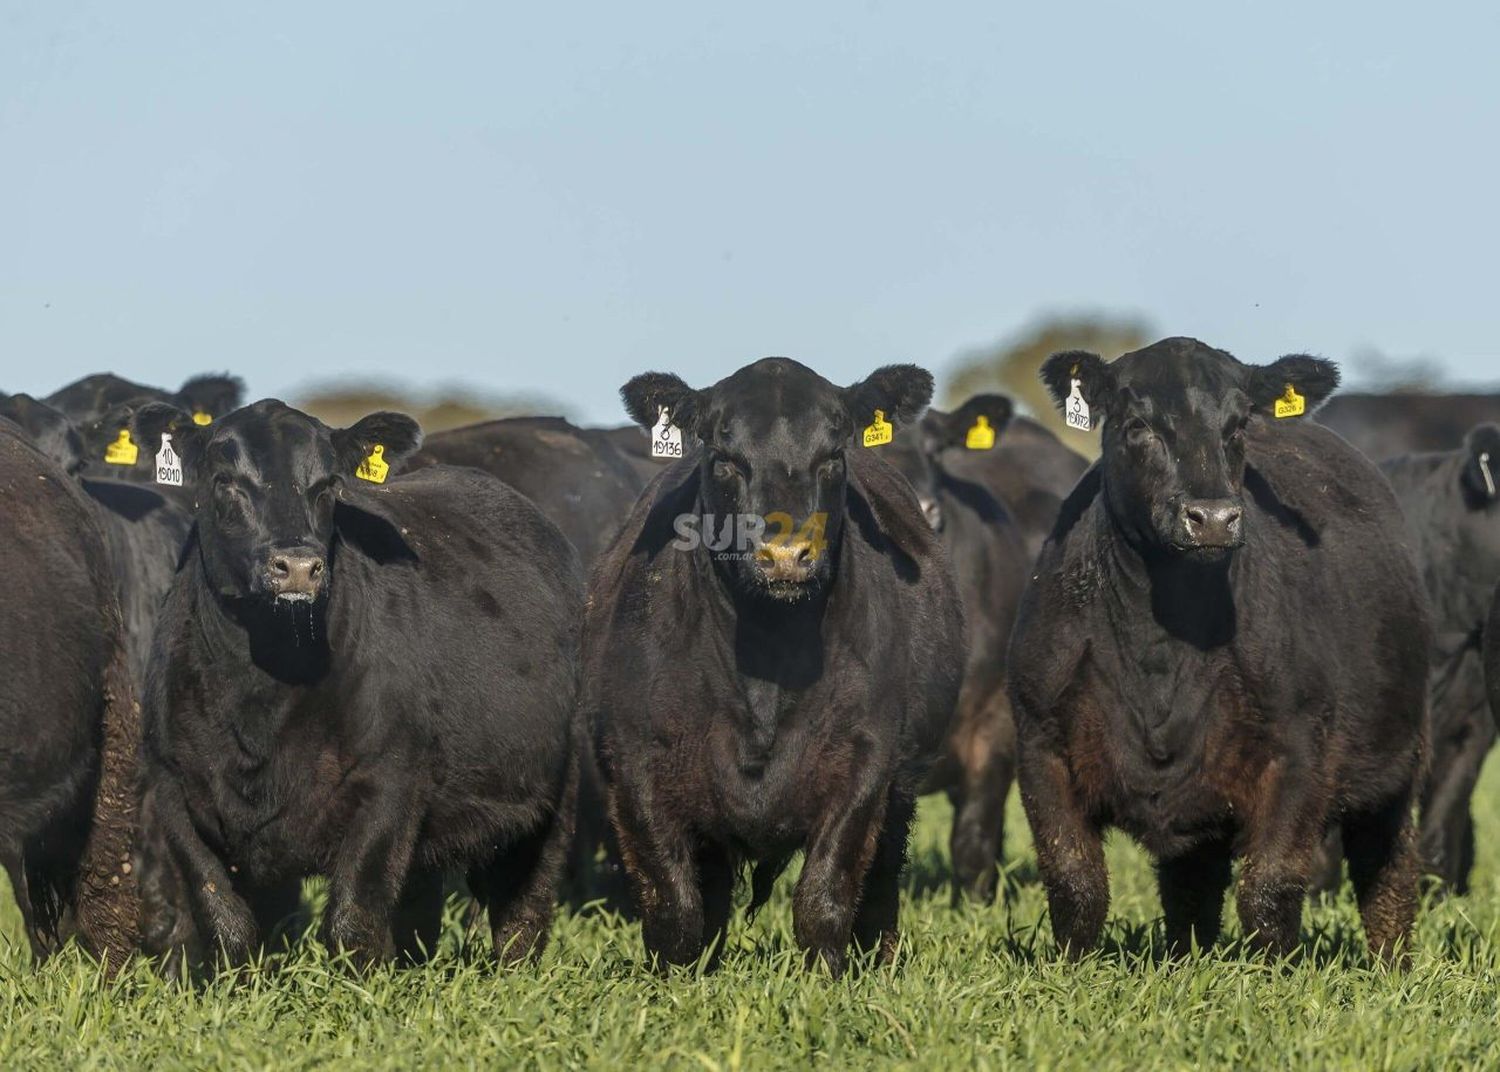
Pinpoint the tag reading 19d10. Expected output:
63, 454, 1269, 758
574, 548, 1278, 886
155, 434, 184, 487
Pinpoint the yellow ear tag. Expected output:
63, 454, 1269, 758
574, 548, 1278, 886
1273, 383, 1306, 419
862, 409, 892, 448
103, 429, 139, 466
965, 415, 996, 450
355, 444, 389, 484
191, 411, 213, 426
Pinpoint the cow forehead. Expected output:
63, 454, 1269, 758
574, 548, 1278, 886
1115, 341, 1247, 416
708, 359, 848, 447
211, 403, 335, 482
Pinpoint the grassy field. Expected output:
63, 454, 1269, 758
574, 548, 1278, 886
2, 768, 1498, 1071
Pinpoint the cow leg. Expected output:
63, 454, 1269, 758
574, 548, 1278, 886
1307, 827, 1345, 898
1457, 811, 1477, 897
391, 867, 445, 966
1156, 838, 1232, 956
1345, 794, 1418, 965
1, 845, 48, 962
135, 806, 204, 979
854, 790, 916, 965
1417, 720, 1491, 892
609, 777, 704, 970
949, 697, 1015, 907
323, 789, 424, 970
792, 756, 890, 976
698, 844, 736, 970
478, 754, 574, 966
143, 779, 256, 971
1017, 744, 1108, 957
1236, 764, 1325, 958
476, 811, 569, 966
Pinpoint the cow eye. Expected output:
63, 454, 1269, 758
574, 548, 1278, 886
817, 454, 845, 479
1124, 418, 1156, 445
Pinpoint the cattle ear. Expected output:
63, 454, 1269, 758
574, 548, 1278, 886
1247, 355, 1340, 418
1040, 351, 1115, 419
177, 374, 245, 423
333, 412, 424, 477
845, 364, 934, 434
0, 393, 87, 474
932, 393, 1015, 450
132, 402, 210, 475
1463, 423, 1500, 502
620, 372, 703, 436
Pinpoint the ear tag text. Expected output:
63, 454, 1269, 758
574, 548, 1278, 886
104, 429, 139, 466
965, 415, 996, 450
1274, 384, 1305, 419
862, 409, 893, 447
651, 407, 684, 459
154, 434, 183, 487
191, 411, 213, 426
1064, 379, 1092, 431
355, 444, 389, 484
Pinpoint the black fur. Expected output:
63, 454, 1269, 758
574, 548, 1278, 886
132, 400, 582, 974
1318, 393, 1500, 460
1010, 337, 1428, 963
882, 409, 1031, 904
1372, 423, 1500, 892
925, 398, 1090, 560
587, 357, 964, 975
46, 372, 246, 484
0, 424, 140, 966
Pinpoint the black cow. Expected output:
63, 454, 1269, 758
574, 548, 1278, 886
882, 408, 1030, 904
1009, 337, 1429, 962
1318, 392, 1500, 461
585, 357, 965, 974
1377, 424, 1500, 891
1, 392, 194, 682
0, 424, 140, 966
407, 416, 648, 569
595, 424, 673, 487
928, 397, 1091, 560
408, 415, 657, 905
46, 372, 244, 425
0, 392, 88, 473
46, 373, 245, 484
130, 400, 582, 973
1485, 585, 1500, 733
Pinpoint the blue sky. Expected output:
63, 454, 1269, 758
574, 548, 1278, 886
2, 1, 1496, 423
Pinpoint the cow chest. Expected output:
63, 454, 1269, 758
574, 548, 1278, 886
1064, 643, 1271, 858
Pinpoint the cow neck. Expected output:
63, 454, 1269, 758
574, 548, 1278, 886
693, 499, 839, 696
193, 561, 334, 687
1100, 515, 1240, 653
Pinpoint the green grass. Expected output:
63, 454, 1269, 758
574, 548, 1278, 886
3, 766, 1499, 1071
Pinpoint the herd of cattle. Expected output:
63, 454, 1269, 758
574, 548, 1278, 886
2, 336, 1499, 977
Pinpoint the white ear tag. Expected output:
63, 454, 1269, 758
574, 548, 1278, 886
1065, 378, 1092, 431
155, 434, 184, 487
651, 406, 683, 459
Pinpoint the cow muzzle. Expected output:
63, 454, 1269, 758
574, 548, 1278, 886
1175, 498, 1244, 551
754, 539, 817, 588
264, 548, 327, 603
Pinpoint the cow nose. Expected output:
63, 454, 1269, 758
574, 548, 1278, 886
267, 550, 326, 600
1179, 499, 1244, 548
755, 540, 816, 582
